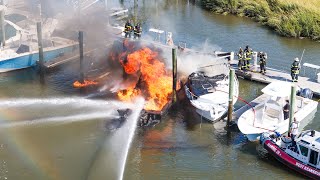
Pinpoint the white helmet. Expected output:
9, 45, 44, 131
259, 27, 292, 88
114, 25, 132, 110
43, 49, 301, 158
294, 57, 299, 62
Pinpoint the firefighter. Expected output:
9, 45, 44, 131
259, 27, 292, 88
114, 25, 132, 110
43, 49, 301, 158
291, 57, 300, 82
237, 47, 244, 70
134, 23, 142, 39
244, 45, 253, 70
259, 51, 267, 74
124, 20, 133, 38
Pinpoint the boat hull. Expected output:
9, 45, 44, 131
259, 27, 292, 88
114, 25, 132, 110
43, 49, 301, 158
240, 103, 317, 141
246, 134, 260, 141
0, 44, 77, 73
263, 139, 320, 179
195, 108, 226, 123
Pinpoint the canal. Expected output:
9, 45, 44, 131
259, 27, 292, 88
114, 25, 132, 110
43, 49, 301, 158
0, 0, 319, 179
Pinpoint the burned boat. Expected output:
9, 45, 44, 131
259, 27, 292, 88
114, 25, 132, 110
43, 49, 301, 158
184, 63, 239, 122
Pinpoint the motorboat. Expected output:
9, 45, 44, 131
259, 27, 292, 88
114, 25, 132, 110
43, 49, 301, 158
0, 2, 78, 73
260, 130, 320, 179
184, 62, 239, 122
0, 7, 78, 73
238, 81, 318, 141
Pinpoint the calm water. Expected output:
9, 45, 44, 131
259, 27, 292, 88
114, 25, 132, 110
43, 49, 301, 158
0, 0, 320, 180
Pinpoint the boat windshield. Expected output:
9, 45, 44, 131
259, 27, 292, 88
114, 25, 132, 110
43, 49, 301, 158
261, 81, 292, 98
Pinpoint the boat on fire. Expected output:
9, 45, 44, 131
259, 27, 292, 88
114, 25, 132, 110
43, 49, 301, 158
238, 81, 318, 141
184, 62, 239, 122
260, 130, 320, 179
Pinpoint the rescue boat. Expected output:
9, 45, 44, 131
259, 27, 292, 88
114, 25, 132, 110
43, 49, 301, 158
260, 130, 320, 179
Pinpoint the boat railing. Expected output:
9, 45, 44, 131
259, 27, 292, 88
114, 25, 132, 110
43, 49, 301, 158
184, 85, 199, 100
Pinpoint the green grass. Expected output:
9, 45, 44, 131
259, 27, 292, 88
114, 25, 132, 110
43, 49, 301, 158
201, 0, 320, 40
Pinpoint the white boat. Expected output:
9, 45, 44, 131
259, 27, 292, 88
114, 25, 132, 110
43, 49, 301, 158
260, 130, 320, 179
238, 81, 318, 141
184, 62, 239, 122
0, 16, 77, 73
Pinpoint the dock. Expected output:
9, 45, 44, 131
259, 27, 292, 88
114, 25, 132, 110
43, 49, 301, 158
229, 60, 320, 98
44, 49, 95, 69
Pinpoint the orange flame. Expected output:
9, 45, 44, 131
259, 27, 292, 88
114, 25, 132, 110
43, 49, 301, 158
73, 80, 98, 88
117, 48, 173, 111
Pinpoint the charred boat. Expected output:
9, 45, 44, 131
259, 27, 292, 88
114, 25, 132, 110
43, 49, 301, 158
184, 63, 239, 122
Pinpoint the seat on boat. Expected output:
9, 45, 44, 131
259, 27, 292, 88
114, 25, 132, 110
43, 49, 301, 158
263, 102, 282, 124
265, 107, 279, 119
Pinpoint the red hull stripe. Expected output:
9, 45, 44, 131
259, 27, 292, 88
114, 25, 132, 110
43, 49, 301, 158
264, 140, 320, 179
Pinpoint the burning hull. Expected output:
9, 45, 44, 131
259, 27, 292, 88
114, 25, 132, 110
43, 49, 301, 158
139, 100, 172, 127
114, 40, 176, 115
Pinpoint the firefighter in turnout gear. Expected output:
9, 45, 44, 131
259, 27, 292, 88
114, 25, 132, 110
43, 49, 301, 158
237, 47, 244, 70
259, 52, 267, 74
244, 45, 253, 70
124, 20, 133, 38
291, 57, 300, 82
134, 23, 142, 39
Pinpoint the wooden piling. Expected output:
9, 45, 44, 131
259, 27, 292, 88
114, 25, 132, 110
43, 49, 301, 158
288, 85, 296, 136
227, 69, 235, 126
172, 48, 177, 103
134, 0, 138, 24
36, 22, 44, 74
79, 31, 84, 83
0, 10, 5, 46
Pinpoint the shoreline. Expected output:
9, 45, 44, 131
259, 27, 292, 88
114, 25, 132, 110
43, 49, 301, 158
199, 0, 320, 41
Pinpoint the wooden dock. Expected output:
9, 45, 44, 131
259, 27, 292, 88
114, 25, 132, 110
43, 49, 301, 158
230, 60, 320, 98
44, 49, 95, 69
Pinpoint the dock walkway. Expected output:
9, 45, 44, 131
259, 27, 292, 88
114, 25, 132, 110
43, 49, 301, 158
230, 60, 320, 98
44, 49, 95, 69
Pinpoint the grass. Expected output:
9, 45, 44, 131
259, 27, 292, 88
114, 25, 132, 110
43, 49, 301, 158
200, 0, 320, 41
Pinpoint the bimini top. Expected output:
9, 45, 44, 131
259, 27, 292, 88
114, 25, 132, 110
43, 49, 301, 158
261, 81, 293, 98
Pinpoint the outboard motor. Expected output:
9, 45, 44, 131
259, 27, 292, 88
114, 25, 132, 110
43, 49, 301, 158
297, 88, 313, 99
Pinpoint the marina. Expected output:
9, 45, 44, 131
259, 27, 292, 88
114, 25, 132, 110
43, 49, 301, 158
230, 60, 320, 98
0, 1, 320, 180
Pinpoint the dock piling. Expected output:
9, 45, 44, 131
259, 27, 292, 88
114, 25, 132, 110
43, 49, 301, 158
0, 10, 5, 46
79, 31, 84, 83
227, 69, 235, 126
172, 48, 177, 103
252, 51, 258, 72
288, 85, 296, 136
36, 22, 44, 75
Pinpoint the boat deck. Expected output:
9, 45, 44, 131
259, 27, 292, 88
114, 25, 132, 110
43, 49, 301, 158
233, 94, 269, 123
230, 60, 320, 98
187, 73, 226, 97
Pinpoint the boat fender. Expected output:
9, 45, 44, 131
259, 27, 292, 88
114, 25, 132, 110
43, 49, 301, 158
260, 132, 270, 144
210, 108, 215, 119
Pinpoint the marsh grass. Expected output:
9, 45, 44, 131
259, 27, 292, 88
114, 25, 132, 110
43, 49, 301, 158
201, 0, 320, 40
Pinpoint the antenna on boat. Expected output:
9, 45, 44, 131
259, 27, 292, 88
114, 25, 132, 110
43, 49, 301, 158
299, 49, 305, 68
